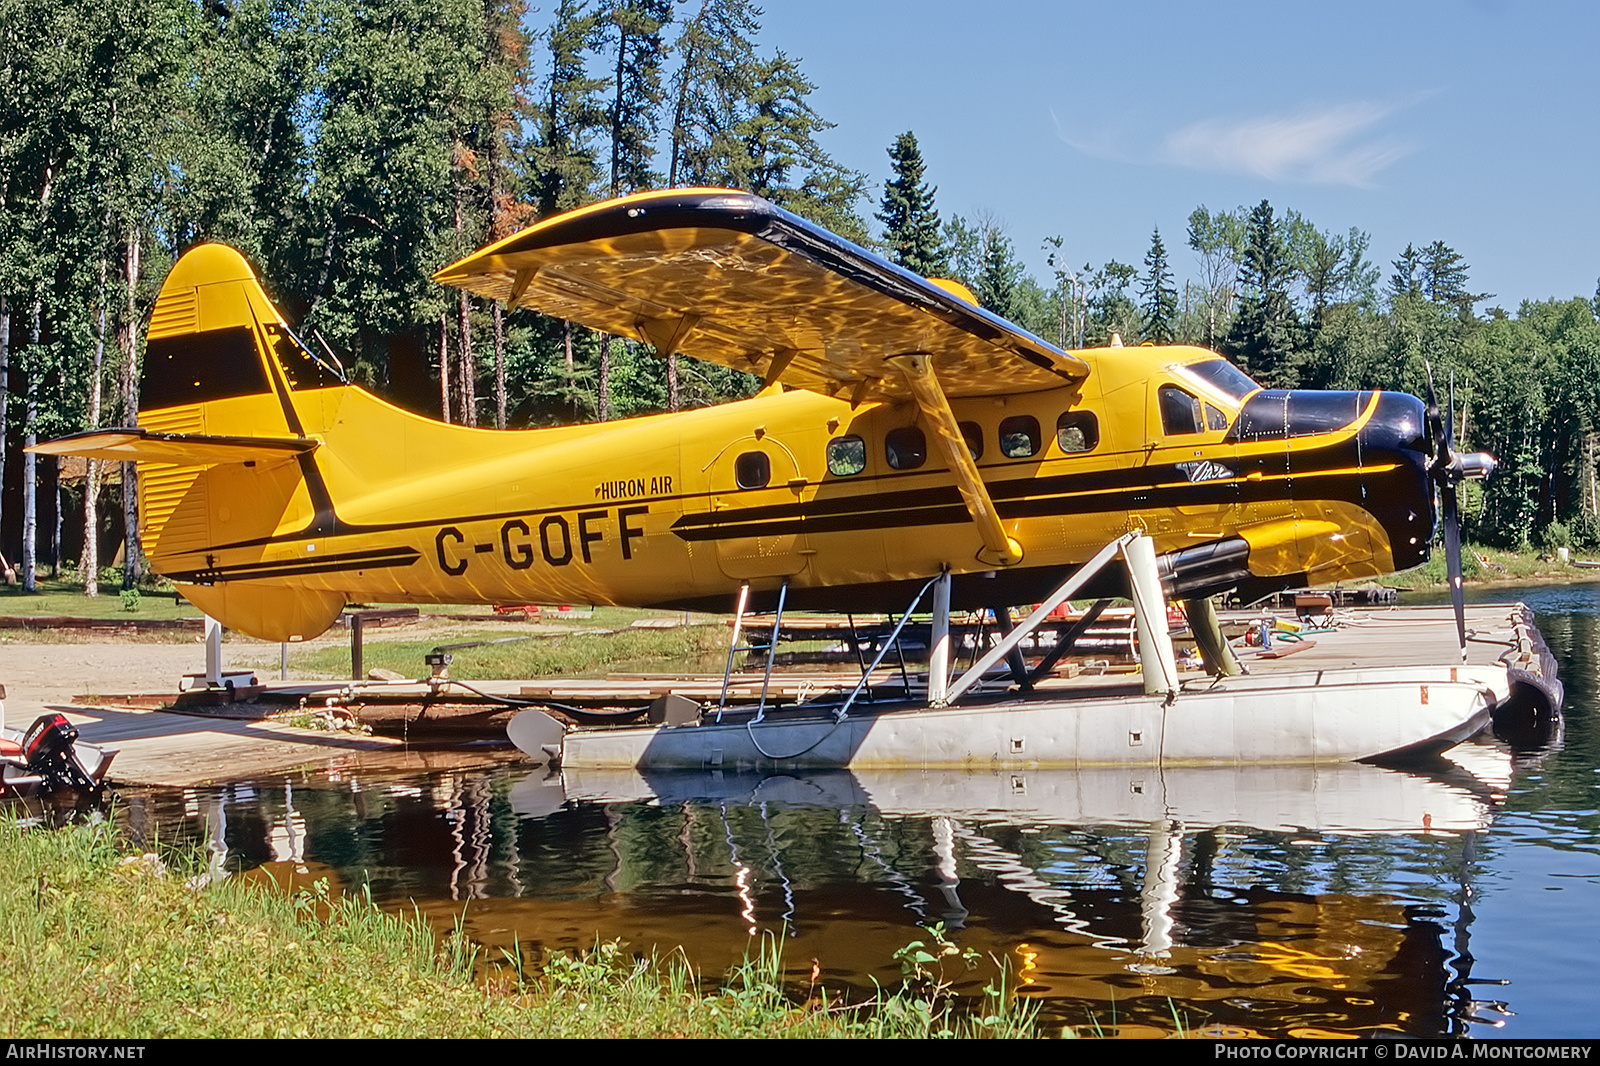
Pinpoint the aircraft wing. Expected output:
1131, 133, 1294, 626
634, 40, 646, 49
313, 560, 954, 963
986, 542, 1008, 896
28, 429, 316, 466
433, 188, 1089, 402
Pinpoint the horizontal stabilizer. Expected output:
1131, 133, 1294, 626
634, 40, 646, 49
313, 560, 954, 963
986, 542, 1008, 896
28, 428, 315, 466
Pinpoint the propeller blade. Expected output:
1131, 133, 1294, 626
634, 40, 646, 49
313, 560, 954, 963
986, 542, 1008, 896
1442, 483, 1467, 659
1423, 362, 1448, 462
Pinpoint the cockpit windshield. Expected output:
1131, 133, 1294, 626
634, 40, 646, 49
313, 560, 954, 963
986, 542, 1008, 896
1174, 359, 1261, 404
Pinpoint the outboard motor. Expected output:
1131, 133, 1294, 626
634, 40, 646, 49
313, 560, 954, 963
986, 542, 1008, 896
19, 713, 103, 793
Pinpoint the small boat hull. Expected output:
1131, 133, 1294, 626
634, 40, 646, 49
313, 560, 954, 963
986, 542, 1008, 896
1, 713, 117, 798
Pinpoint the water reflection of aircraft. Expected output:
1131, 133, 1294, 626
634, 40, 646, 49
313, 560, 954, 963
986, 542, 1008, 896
531, 751, 1509, 1037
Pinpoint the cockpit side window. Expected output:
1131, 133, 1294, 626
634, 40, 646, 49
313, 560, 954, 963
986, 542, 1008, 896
1159, 385, 1204, 436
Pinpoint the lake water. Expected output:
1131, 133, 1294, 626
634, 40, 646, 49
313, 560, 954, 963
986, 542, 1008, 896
114, 584, 1600, 1039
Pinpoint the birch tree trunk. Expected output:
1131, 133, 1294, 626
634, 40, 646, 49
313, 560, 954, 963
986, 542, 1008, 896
493, 302, 505, 428
118, 229, 142, 590
84, 237, 108, 596
439, 313, 452, 423
0, 296, 9, 580
457, 291, 475, 425
22, 296, 39, 591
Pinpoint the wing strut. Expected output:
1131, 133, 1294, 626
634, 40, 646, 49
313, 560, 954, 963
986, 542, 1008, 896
887, 353, 1023, 567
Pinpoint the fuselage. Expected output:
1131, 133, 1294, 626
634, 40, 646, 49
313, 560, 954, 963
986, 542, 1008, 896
139, 340, 1435, 630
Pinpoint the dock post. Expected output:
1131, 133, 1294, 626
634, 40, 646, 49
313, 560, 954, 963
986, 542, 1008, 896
1124, 535, 1179, 697
927, 569, 952, 706
203, 615, 223, 687
350, 613, 364, 681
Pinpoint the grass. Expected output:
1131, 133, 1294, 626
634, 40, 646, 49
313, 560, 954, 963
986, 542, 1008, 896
0, 576, 201, 621
1388, 542, 1600, 589
0, 818, 1043, 1039
290, 622, 731, 681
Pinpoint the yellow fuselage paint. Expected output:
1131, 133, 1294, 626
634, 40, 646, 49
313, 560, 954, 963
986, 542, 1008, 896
147, 347, 1399, 632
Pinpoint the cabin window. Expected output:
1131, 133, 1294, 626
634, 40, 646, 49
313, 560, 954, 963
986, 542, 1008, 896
1056, 411, 1100, 453
1204, 402, 1230, 432
885, 426, 927, 470
735, 450, 771, 489
827, 435, 866, 476
998, 415, 1040, 459
1159, 385, 1204, 436
958, 421, 984, 461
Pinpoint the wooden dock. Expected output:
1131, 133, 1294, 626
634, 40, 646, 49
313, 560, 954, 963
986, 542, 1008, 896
0, 602, 1558, 788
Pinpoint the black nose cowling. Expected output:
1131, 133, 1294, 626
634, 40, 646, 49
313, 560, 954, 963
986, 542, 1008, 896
1225, 389, 1436, 573
1358, 391, 1436, 571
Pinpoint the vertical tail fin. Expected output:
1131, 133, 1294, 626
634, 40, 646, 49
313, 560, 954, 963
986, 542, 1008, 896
138, 246, 347, 641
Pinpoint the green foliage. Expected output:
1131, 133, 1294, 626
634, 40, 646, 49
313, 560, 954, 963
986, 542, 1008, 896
9, 0, 1600, 599
1084, 260, 1139, 346
974, 225, 1024, 322
294, 622, 730, 681
1139, 227, 1177, 343
1227, 200, 1301, 386
877, 131, 946, 277
119, 587, 141, 612
1186, 205, 1246, 350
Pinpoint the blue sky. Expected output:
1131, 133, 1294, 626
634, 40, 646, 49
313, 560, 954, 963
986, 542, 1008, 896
756, 0, 1600, 308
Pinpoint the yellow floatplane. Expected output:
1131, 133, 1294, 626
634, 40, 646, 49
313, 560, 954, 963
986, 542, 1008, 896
34, 189, 1519, 769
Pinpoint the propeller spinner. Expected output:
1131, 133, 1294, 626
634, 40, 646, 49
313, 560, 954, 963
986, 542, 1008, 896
1424, 366, 1497, 659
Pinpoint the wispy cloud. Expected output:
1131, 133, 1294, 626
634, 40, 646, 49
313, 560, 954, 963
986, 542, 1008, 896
1053, 101, 1415, 187
1162, 103, 1412, 186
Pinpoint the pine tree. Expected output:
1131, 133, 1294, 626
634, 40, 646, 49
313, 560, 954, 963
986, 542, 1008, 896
974, 224, 1023, 322
528, 0, 606, 220
876, 131, 945, 277
595, 0, 672, 421
1226, 200, 1300, 385
1419, 240, 1491, 319
667, 0, 758, 188
1139, 227, 1177, 343
1388, 243, 1424, 301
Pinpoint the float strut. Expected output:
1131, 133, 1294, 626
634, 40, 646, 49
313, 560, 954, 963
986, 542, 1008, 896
753, 580, 789, 723
717, 583, 751, 723
1124, 534, 1180, 698
927, 570, 952, 706
989, 605, 1033, 691
1184, 595, 1242, 677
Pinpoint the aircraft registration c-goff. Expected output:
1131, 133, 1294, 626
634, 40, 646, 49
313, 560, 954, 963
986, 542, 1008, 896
30, 187, 1483, 648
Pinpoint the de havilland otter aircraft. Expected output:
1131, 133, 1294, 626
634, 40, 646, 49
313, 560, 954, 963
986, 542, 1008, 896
34, 188, 1490, 671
